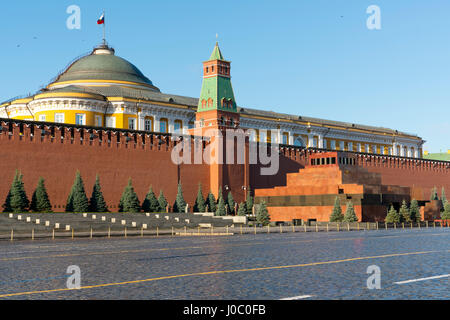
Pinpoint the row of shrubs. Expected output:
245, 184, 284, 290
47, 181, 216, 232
1, 170, 258, 218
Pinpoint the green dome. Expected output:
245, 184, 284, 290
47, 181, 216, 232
52, 45, 159, 91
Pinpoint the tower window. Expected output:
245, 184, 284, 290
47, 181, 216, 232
208, 98, 213, 107
206, 67, 209, 73
212, 66, 214, 72
201, 99, 207, 108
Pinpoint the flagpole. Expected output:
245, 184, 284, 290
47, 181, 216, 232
102, 10, 106, 45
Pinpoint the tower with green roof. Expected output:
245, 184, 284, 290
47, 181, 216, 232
197, 43, 238, 122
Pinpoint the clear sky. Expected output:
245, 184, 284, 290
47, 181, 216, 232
1, 0, 449, 152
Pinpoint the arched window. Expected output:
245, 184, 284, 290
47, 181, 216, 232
144, 116, 153, 132
208, 98, 213, 107
174, 120, 183, 133
294, 137, 306, 147
201, 99, 207, 108
159, 118, 168, 133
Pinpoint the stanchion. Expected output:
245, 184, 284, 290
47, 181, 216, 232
52, 229, 55, 240
385, 222, 387, 230
357, 223, 360, 231
90, 228, 93, 239
337, 223, 340, 232
304, 224, 307, 232
240, 225, 243, 235
410, 222, 413, 230
292, 225, 295, 233
347, 223, 350, 231
124, 227, 127, 238
326, 224, 329, 232
72, 228, 74, 240
426, 221, 429, 228
402, 222, 404, 229
156, 227, 159, 237
226, 225, 229, 234
267, 225, 270, 234
394, 223, 397, 229
367, 222, 370, 230
31, 229, 34, 241
316, 224, 318, 232
254, 225, 257, 235
280, 224, 282, 234
418, 222, 421, 229
108, 227, 111, 238
376, 222, 379, 230
172, 226, 174, 236
10, 229, 13, 242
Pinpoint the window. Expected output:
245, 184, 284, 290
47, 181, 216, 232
144, 118, 153, 131
174, 120, 183, 133
95, 115, 102, 127
282, 133, 289, 145
159, 118, 168, 133
208, 98, 213, 107
54, 113, 64, 123
206, 67, 209, 73
106, 116, 116, 128
75, 114, 85, 125
201, 100, 207, 108
128, 118, 136, 130
39, 115, 46, 122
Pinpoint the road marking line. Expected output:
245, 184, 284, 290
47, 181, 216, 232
0, 249, 448, 298
280, 295, 313, 300
394, 274, 450, 285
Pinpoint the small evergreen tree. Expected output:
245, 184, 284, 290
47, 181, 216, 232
399, 200, 411, 223
142, 186, 160, 213
227, 192, 236, 215
215, 189, 226, 216
193, 183, 206, 212
409, 199, 421, 223
431, 187, 439, 201
66, 171, 89, 213
173, 182, 187, 213
256, 201, 270, 226
158, 190, 168, 213
343, 201, 358, 222
237, 202, 247, 216
3, 170, 29, 213
206, 191, 216, 213
119, 179, 141, 213
441, 201, 450, 220
88, 174, 108, 212
385, 205, 400, 223
441, 187, 447, 204
30, 177, 52, 212
246, 187, 254, 215
329, 197, 344, 222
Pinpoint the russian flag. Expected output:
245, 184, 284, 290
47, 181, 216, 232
97, 13, 105, 25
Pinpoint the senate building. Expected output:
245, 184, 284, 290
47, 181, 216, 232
0, 42, 424, 158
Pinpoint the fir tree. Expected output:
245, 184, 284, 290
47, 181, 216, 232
227, 191, 236, 215
88, 175, 108, 212
431, 187, 439, 201
66, 171, 89, 213
343, 201, 358, 222
256, 201, 270, 226
30, 177, 52, 212
206, 191, 216, 213
441, 187, 447, 204
442, 201, 450, 220
409, 199, 421, 223
237, 202, 247, 216
246, 188, 254, 215
399, 200, 411, 223
329, 197, 344, 222
3, 170, 29, 213
119, 179, 141, 213
142, 186, 160, 213
215, 190, 226, 216
193, 183, 206, 213
173, 182, 187, 213
158, 190, 168, 213
385, 205, 400, 223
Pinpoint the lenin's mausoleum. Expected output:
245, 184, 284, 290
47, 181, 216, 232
1, 42, 448, 222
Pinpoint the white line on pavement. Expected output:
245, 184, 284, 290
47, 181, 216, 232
280, 295, 314, 300
394, 274, 450, 285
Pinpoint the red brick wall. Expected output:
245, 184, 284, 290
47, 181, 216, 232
0, 121, 210, 212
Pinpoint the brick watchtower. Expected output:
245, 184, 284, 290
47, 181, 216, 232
191, 43, 248, 203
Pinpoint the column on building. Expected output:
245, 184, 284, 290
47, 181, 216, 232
357, 143, 362, 152
339, 141, 345, 151
154, 116, 160, 133
288, 132, 294, 146
348, 142, 353, 152
318, 134, 324, 149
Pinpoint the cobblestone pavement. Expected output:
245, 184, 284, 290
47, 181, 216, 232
0, 228, 448, 300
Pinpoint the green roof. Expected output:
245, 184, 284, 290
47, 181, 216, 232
52, 45, 158, 90
423, 153, 450, 161
209, 42, 224, 61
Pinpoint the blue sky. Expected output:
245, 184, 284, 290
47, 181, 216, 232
1, 0, 449, 152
